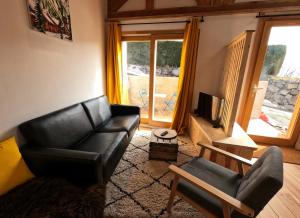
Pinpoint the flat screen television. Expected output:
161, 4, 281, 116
194, 92, 224, 128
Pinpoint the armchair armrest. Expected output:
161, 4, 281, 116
197, 143, 253, 166
110, 104, 140, 117
169, 165, 255, 217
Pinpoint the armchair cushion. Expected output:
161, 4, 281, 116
234, 146, 283, 217
177, 157, 242, 217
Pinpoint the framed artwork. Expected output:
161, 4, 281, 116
26, 0, 72, 41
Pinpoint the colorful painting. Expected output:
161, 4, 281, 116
27, 0, 72, 41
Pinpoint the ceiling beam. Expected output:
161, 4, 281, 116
108, 1, 300, 20
108, 0, 128, 12
213, 0, 236, 6
195, 0, 236, 6
195, 0, 212, 6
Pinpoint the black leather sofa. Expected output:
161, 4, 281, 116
19, 96, 140, 184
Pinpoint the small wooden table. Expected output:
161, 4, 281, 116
149, 129, 178, 161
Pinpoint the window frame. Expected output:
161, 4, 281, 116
238, 17, 300, 146
121, 30, 184, 127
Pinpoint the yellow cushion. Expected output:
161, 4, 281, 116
0, 137, 34, 195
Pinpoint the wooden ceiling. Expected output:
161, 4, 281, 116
108, 0, 300, 20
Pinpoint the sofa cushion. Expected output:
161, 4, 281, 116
19, 104, 93, 149
82, 96, 112, 129
0, 137, 34, 196
74, 132, 128, 181
177, 158, 242, 218
234, 146, 283, 217
96, 115, 139, 135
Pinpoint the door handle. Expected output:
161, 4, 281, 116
252, 84, 264, 96
252, 84, 264, 92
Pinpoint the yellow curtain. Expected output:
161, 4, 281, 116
171, 18, 200, 134
106, 22, 123, 104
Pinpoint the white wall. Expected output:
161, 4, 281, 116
194, 14, 258, 107
0, 0, 107, 141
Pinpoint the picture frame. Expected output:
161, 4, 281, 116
26, 0, 72, 41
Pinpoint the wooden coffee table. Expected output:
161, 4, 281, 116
149, 129, 178, 161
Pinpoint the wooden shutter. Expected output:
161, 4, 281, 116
221, 30, 254, 136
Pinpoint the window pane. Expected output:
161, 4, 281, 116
153, 40, 183, 122
122, 41, 150, 119
247, 26, 300, 137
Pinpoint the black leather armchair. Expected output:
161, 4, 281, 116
167, 144, 283, 218
19, 96, 140, 185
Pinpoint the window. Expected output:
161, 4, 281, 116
240, 18, 300, 146
122, 41, 150, 119
153, 40, 183, 122
122, 32, 183, 126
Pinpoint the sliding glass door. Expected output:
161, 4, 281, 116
122, 41, 150, 120
153, 40, 183, 122
241, 19, 300, 146
122, 33, 183, 126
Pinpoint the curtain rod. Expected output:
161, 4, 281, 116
119, 21, 190, 26
256, 12, 300, 18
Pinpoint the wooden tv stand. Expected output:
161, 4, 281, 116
188, 114, 257, 170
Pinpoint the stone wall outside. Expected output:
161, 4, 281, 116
265, 76, 300, 112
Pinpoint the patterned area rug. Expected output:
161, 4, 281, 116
104, 130, 205, 218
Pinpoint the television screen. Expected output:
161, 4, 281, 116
195, 92, 224, 128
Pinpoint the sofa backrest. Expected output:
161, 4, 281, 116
82, 96, 112, 129
19, 104, 93, 148
234, 146, 283, 217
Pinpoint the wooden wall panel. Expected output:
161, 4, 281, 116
108, 0, 128, 12
146, 0, 154, 10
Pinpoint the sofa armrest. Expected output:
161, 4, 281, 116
21, 147, 101, 162
110, 104, 140, 117
21, 147, 103, 183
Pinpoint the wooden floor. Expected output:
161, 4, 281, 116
257, 163, 300, 218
